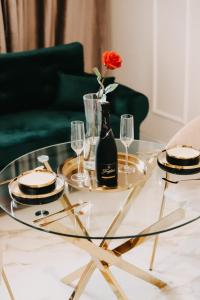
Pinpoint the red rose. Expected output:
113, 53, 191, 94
102, 51, 122, 70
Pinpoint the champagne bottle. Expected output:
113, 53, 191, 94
95, 101, 118, 188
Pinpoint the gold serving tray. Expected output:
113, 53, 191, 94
58, 152, 147, 192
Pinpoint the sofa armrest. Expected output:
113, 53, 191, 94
109, 84, 149, 139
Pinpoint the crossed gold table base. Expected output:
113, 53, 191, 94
51, 203, 184, 300
2, 161, 183, 300
45, 160, 183, 300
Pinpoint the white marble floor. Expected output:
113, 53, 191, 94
0, 212, 200, 300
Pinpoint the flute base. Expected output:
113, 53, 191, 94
71, 172, 87, 182
119, 164, 136, 174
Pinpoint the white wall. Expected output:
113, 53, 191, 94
109, 0, 200, 143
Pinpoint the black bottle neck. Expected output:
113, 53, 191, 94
100, 101, 111, 137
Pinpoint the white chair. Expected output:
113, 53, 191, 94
149, 115, 200, 271
166, 115, 200, 149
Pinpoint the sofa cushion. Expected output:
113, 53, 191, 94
0, 110, 120, 168
0, 42, 84, 114
53, 72, 115, 111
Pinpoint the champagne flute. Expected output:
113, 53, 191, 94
120, 114, 134, 173
71, 121, 86, 181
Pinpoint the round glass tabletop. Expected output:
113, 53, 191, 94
0, 140, 199, 240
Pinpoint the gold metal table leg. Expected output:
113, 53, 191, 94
149, 173, 168, 271
112, 208, 184, 256
43, 159, 170, 299
69, 261, 129, 300
60, 207, 184, 295
43, 162, 132, 300
61, 195, 129, 299
64, 182, 148, 299
48, 222, 167, 290
61, 266, 86, 285
2, 267, 15, 300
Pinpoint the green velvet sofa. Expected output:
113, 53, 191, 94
0, 42, 149, 169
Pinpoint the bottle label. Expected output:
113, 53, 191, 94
100, 163, 117, 179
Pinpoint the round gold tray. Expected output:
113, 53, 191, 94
58, 152, 147, 192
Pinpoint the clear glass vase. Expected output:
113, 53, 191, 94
83, 93, 101, 170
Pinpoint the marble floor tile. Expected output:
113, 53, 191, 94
0, 212, 200, 300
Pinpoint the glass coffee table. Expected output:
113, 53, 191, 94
0, 140, 199, 300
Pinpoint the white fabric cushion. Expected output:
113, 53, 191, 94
167, 115, 200, 149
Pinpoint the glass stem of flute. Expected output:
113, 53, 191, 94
77, 153, 81, 174
125, 145, 129, 168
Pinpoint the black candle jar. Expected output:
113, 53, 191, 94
17, 169, 57, 195
166, 145, 200, 166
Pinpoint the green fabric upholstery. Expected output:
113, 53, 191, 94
53, 72, 115, 111
0, 110, 120, 167
108, 84, 149, 139
0, 42, 149, 169
0, 42, 84, 113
